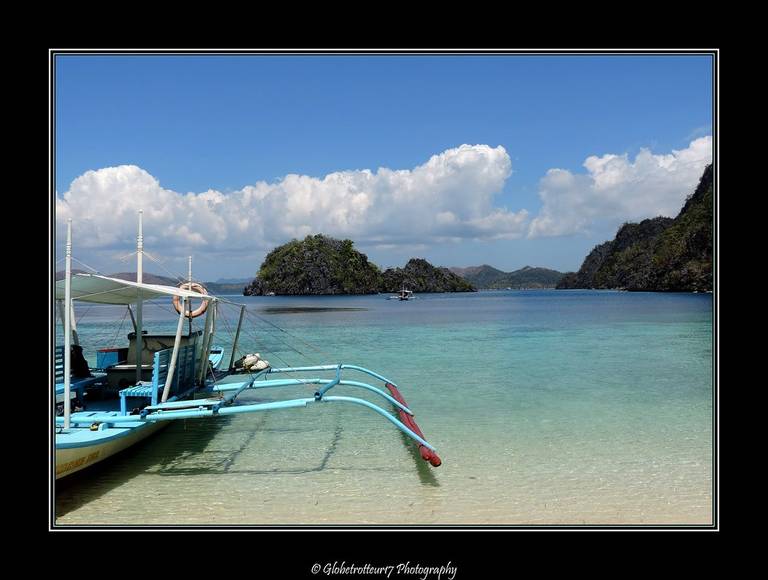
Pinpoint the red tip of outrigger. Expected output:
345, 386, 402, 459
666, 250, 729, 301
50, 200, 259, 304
419, 445, 441, 467
385, 382, 442, 468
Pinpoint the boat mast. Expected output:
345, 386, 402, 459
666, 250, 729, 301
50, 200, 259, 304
135, 210, 144, 386
63, 219, 72, 429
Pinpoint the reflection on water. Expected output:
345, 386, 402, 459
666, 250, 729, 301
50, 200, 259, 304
260, 307, 368, 314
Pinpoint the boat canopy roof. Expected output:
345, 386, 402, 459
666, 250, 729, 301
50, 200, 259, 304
55, 273, 216, 305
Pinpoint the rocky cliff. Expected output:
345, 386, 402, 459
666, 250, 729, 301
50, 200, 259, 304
244, 234, 382, 296
381, 258, 476, 293
557, 164, 713, 292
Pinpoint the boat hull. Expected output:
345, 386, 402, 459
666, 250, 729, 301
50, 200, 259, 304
55, 421, 167, 479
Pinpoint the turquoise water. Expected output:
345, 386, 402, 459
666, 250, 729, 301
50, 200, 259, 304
54, 290, 713, 525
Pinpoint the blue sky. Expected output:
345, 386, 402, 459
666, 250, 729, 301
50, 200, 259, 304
55, 53, 713, 280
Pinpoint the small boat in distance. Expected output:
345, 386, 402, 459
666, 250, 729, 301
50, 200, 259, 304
387, 287, 414, 301
55, 212, 441, 480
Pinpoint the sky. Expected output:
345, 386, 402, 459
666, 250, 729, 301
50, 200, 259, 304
54, 53, 714, 281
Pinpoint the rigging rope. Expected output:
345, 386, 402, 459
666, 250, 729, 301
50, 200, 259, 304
242, 308, 333, 363
109, 306, 130, 348
55, 255, 102, 274
244, 308, 335, 361
71, 256, 102, 274
76, 304, 94, 324
242, 310, 318, 365
233, 309, 327, 390
142, 251, 189, 285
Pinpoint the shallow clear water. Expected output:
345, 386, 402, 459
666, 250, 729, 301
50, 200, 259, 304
54, 290, 713, 525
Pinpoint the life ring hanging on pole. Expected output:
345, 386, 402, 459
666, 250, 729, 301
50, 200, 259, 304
173, 282, 209, 318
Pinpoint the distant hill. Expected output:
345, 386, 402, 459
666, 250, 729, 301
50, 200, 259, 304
109, 272, 180, 285
55, 270, 247, 295
381, 258, 476, 293
557, 164, 713, 292
449, 265, 507, 288
203, 282, 248, 295
54, 268, 88, 280
244, 234, 382, 295
54, 270, 180, 285
492, 266, 566, 289
449, 264, 565, 289
242, 235, 477, 295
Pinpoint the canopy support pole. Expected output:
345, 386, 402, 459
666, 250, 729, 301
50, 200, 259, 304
127, 304, 137, 333
161, 297, 186, 403
202, 302, 217, 381
196, 302, 214, 384
228, 305, 246, 371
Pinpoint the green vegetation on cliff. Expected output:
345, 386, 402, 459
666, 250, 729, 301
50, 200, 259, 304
557, 165, 713, 292
381, 258, 476, 293
243, 236, 477, 295
244, 234, 382, 295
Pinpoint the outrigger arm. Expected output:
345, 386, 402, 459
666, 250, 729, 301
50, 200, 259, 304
55, 363, 442, 467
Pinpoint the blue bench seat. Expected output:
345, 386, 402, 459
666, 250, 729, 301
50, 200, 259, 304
118, 345, 196, 415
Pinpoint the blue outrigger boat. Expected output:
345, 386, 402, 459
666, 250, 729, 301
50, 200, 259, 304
54, 213, 441, 479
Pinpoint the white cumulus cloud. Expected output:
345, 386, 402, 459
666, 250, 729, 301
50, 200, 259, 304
528, 136, 713, 238
56, 145, 528, 263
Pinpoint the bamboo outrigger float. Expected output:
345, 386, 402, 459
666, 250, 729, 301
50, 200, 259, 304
54, 212, 440, 479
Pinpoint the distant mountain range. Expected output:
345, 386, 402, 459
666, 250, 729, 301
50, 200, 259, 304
449, 265, 565, 289
213, 277, 251, 284
54, 270, 248, 295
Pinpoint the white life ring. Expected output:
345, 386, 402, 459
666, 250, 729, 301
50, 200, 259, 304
172, 282, 209, 318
